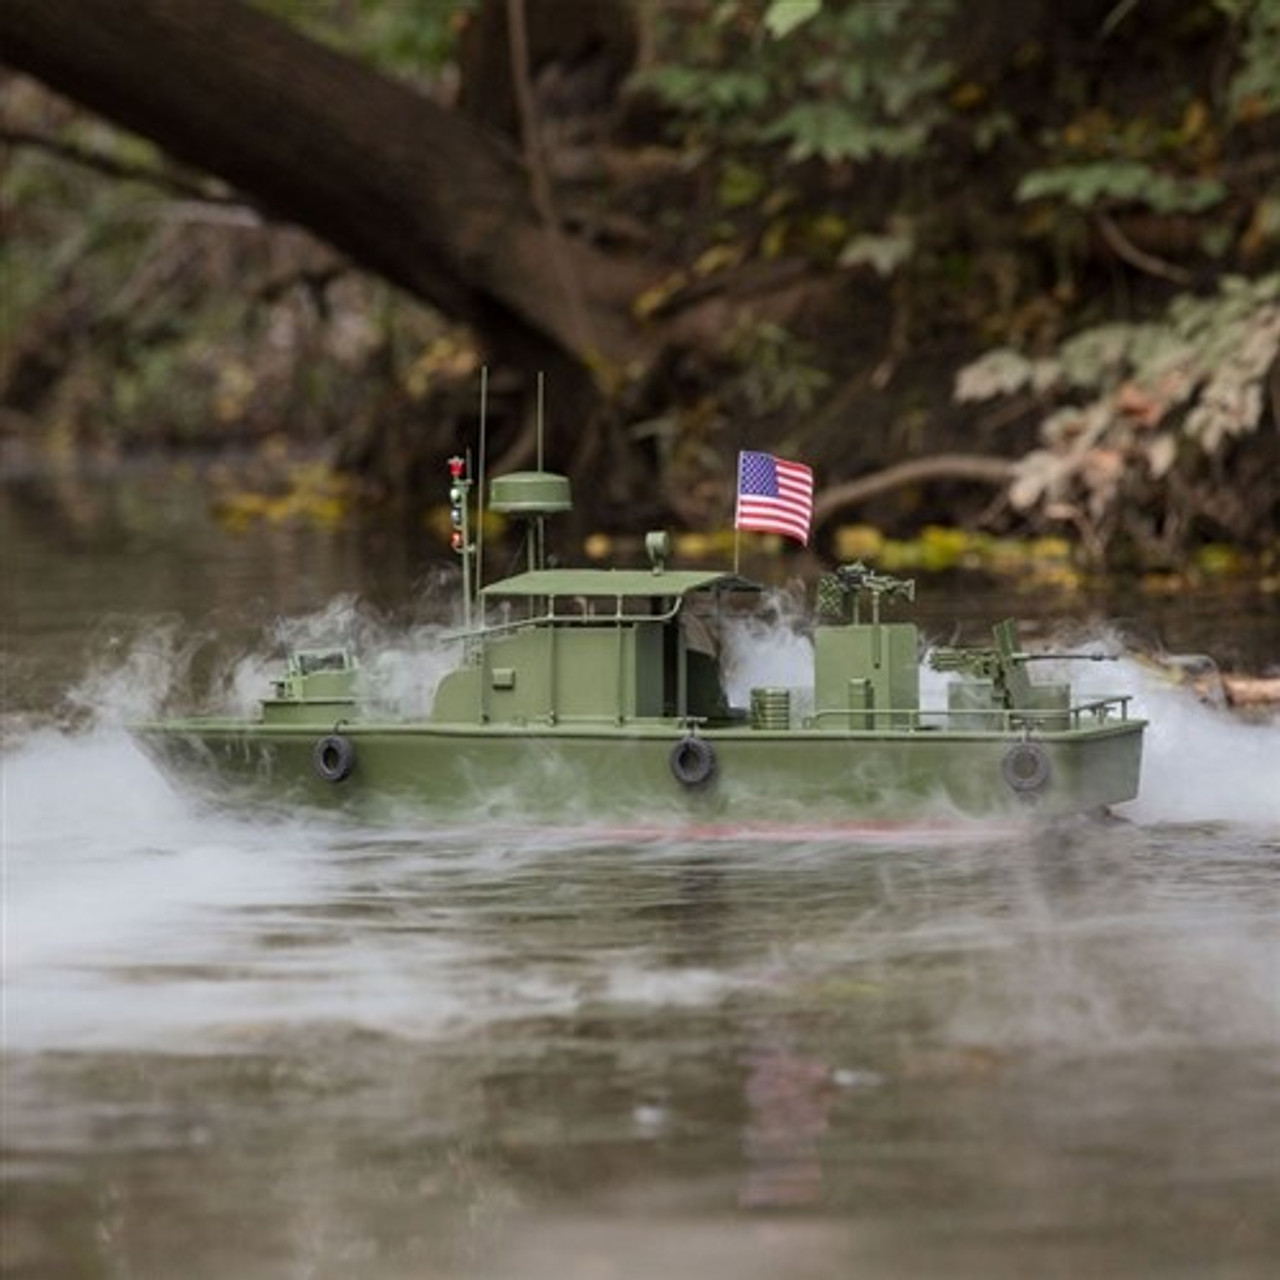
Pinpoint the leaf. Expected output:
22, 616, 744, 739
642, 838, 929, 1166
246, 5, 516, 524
1009, 450, 1061, 511
692, 243, 744, 276
954, 348, 1037, 401
1146, 433, 1178, 478
763, 0, 823, 39
1057, 323, 1146, 387
1016, 162, 1227, 214
1226, 0, 1280, 118
717, 160, 767, 209
631, 271, 689, 321
838, 221, 915, 275
1115, 380, 1166, 427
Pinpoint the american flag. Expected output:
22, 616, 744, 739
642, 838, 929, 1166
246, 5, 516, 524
735, 451, 814, 545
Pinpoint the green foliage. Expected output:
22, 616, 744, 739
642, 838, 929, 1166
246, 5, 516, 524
956, 274, 1280, 555
1016, 162, 1227, 216
7, 0, 1278, 564
762, 0, 822, 39
1217, 0, 1280, 117
723, 315, 830, 416
251, 0, 473, 81
645, 64, 772, 125
0, 14, 466, 455
1010, 1, 1276, 239
0, 111, 407, 449
640, 0, 956, 163
837, 217, 916, 275
764, 98, 934, 165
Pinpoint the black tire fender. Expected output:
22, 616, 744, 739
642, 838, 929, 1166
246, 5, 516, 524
313, 733, 356, 783
670, 736, 716, 787
1001, 740, 1051, 794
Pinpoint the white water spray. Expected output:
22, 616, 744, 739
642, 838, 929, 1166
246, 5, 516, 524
1118, 657, 1279, 825
3, 598, 1276, 1057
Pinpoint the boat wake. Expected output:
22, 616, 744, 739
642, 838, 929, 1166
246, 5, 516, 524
1115, 656, 1279, 826
13, 600, 1280, 834
3, 643, 1276, 1058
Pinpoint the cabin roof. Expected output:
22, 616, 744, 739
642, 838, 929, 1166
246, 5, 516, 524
480, 568, 762, 599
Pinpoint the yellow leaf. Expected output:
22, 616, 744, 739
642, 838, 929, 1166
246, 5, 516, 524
632, 272, 688, 321
693, 243, 745, 277
1180, 98, 1209, 143
950, 81, 987, 111
833, 525, 884, 561
761, 219, 790, 260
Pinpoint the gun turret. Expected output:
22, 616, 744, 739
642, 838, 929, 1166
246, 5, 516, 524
929, 618, 1031, 709
817, 562, 915, 624
930, 619, 1116, 711
813, 563, 920, 725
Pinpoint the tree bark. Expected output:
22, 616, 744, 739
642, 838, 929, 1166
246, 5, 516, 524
0, 0, 651, 375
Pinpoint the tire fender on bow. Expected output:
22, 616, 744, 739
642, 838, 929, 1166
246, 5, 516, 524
313, 733, 356, 783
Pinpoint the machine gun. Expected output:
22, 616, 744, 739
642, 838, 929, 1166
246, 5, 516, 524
929, 619, 1115, 710
816, 562, 915, 624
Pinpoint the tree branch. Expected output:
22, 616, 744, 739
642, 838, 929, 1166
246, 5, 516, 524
813, 454, 1016, 527
0, 0, 649, 367
505, 0, 595, 357
0, 125, 244, 205
1094, 211, 1193, 285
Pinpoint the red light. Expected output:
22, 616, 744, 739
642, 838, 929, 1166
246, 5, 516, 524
448, 456, 465, 479
450, 530, 463, 551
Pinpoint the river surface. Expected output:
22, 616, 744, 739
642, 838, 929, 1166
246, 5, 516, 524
3, 462, 1279, 1279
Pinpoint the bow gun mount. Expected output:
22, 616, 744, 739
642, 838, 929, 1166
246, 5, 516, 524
929, 619, 1116, 711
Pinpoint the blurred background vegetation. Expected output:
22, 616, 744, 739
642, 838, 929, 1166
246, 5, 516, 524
1, 0, 1277, 574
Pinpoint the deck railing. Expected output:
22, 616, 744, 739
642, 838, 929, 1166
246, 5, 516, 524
808, 694, 1135, 733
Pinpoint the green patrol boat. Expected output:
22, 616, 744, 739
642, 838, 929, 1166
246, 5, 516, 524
132, 456, 1146, 828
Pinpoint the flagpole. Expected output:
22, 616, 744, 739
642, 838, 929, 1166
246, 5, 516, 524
732, 449, 741, 575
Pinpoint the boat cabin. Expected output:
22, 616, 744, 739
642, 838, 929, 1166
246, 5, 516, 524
426, 557, 938, 732
429, 568, 762, 727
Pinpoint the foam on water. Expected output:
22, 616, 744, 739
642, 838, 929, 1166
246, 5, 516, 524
64, 591, 1278, 828
3, 728, 334, 1049
3, 604, 1276, 1057
1118, 657, 1280, 825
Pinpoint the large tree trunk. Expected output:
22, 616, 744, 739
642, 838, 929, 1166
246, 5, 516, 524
0, 0, 652, 381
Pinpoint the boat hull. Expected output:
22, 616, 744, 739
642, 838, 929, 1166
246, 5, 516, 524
131, 718, 1145, 824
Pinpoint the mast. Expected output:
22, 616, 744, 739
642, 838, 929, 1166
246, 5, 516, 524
476, 364, 488, 594
448, 454, 474, 630
535, 371, 545, 569
487, 371, 572, 576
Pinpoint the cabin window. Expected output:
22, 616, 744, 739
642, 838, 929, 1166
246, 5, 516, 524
289, 649, 353, 676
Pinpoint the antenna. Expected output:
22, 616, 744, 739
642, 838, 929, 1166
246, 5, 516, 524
535, 371, 546, 566
476, 365, 488, 594
488, 371, 572, 574
536, 370, 545, 472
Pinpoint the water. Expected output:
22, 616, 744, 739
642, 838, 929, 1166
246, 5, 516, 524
3, 463, 1279, 1278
